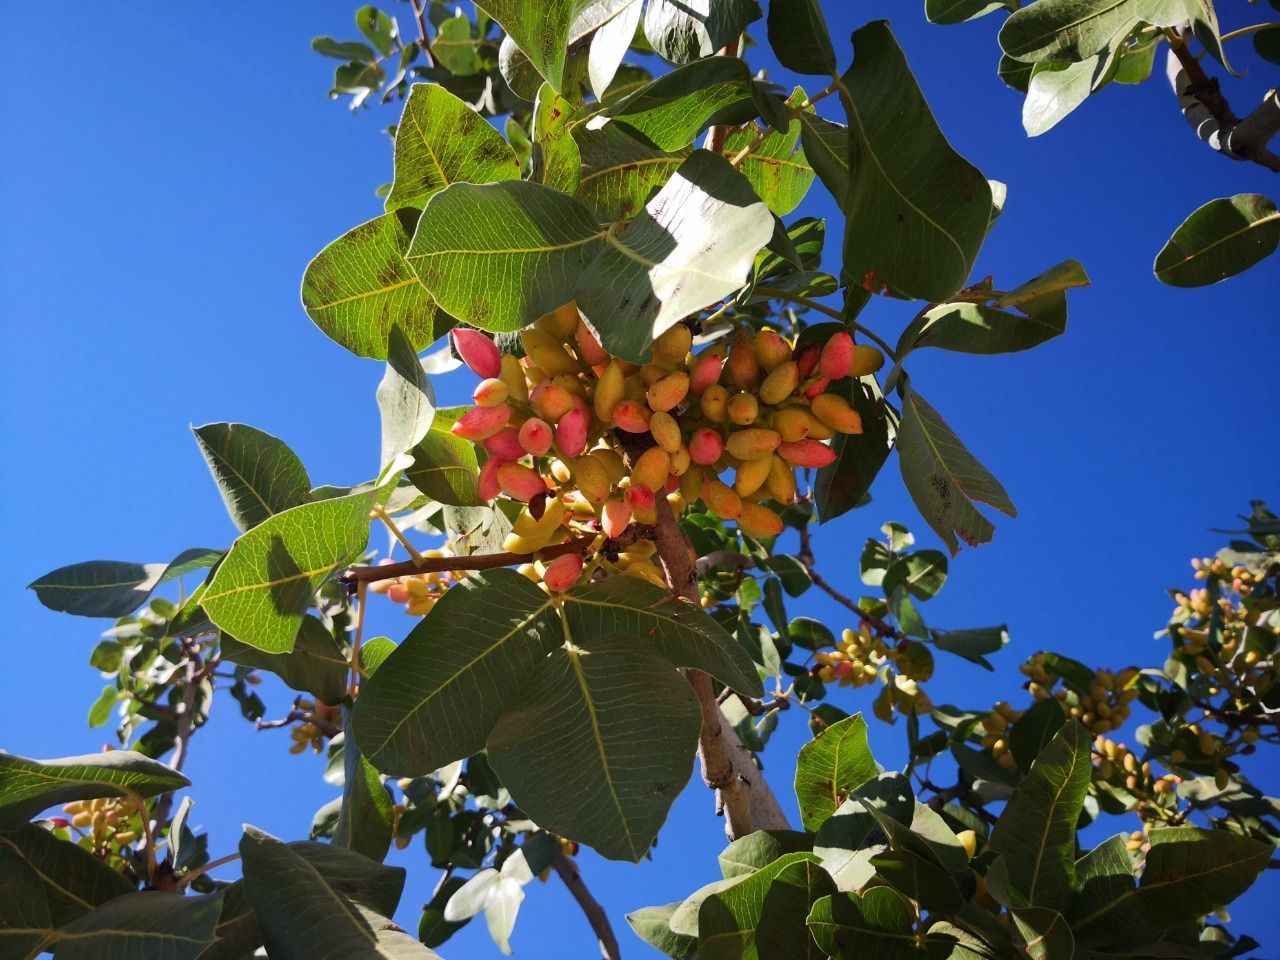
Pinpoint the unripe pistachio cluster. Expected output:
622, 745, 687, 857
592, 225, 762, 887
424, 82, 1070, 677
1092, 734, 1180, 801
1020, 654, 1139, 735
439, 302, 879, 595
369, 552, 458, 615
287, 699, 327, 755
61, 795, 142, 850
979, 700, 1024, 770
814, 626, 887, 687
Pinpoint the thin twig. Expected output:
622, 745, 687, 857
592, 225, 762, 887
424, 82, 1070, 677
752, 286, 898, 358
176, 852, 241, 891
796, 515, 901, 640
552, 852, 622, 960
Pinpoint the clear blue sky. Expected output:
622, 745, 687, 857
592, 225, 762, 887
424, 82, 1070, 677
3, 2, 1277, 955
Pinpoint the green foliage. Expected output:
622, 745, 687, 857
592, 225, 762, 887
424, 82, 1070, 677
1155, 193, 1280, 287
0, 752, 189, 827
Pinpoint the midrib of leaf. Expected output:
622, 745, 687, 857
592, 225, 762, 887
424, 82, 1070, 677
741, 153, 810, 173
311, 277, 419, 311
0, 836, 93, 911
1012, 0, 1133, 53
407, 231, 606, 260
406, 108, 449, 186
1020, 911, 1066, 951
796, 114, 847, 180
565, 593, 697, 636
1071, 845, 1271, 932
577, 155, 683, 188
808, 919, 919, 942
908, 393, 985, 500
560, 607, 638, 860
1026, 723, 1084, 904
46, 928, 211, 946
201, 563, 344, 603
834, 76, 967, 270
200, 441, 274, 521
1160, 210, 1280, 273
367, 597, 555, 756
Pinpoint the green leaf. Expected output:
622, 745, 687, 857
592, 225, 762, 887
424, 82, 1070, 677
0, 844, 53, 958
239, 826, 435, 959
356, 570, 759, 776
1154, 193, 1280, 287
385, 83, 521, 213
670, 875, 749, 937
582, 1, 645, 100
763, 555, 811, 597
1009, 698, 1066, 773
301, 209, 445, 359
767, 0, 836, 74
930, 625, 1008, 669
725, 89, 815, 216
995, 259, 1090, 309
0, 751, 189, 827
404, 408, 483, 507
87, 685, 117, 727
719, 830, 815, 879
926, 0, 1016, 25
608, 56, 757, 151
699, 852, 832, 959
313, 37, 377, 62
896, 296, 1067, 359
335, 709, 395, 863
48, 892, 220, 960
29, 548, 220, 619
869, 847, 963, 911
219, 616, 348, 704
626, 902, 698, 959
1069, 827, 1271, 947
487, 634, 700, 861
815, 375, 894, 523
436, 14, 485, 76
0, 825, 133, 927
474, 0, 580, 92
577, 150, 774, 363
989, 721, 1091, 912
406, 180, 601, 333
193, 422, 312, 532
1255, 25, 1280, 64
573, 123, 690, 221
1023, 54, 1107, 136
643, 0, 761, 64
355, 5, 398, 57
796, 113, 848, 205
897, 386, 1015, 555
377, 326, 436, 473
794, 714, 878, 831
839, 22, 991, 301
806, 887, 923, 959
1000, 0, 1226, 69
418, 876, 470, 948
202, 483, 391, 654
1011, 907, 1074, 960
882, 550, 947, 601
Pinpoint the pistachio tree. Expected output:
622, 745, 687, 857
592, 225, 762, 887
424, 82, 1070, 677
7, 2, 1276, 958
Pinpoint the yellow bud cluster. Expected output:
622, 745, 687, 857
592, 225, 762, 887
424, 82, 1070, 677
814, 626, 887, 687
62, 796, 142, 848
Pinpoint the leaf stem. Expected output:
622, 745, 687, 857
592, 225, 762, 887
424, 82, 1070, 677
176, 852, 241, 891
1220, 23, 1274, 43
752, 286, 897, 357
372, 504, 425, 565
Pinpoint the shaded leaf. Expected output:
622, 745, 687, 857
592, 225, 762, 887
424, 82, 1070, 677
725, 88, 815, 216
219, 616, 348, 704
335, 708, 395, 863
608, 56, 757, 151
626, 902, 698, 959
377, 325, 436, 473
0, 825, 133, 927
573, 123, 690, 221
806, 887, 923, 959
193, 422, 311, 532
815, 374, 894, 523
719, 830, 814, 879
699, 852, 831, 959
313, 37, 377, 62
1011, 907, 1074, 960
405, 407, 483, 507
644, 0, 761, 65
930, 625, 1008, 670
50, 892, 220, 960
29, 548, 220, 619
767, 0, 836, 74
1154, 193, 1280, 287
797, 113, 848, 205
926, 0, 1016, 25
0, 751, 188, 827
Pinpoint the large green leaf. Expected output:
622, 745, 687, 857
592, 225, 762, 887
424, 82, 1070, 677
573, 123, 690, 221
219, 616, 348, 704
794, 714, 878, 831
1154, 193, 1280, 287
608, 56, 757, 151
406, 180, 602, 333
487, 635, 701, 861
999, 0, 1226, 68
796, 113, 848, 205
239, 827, 435, 959
335, 708, 395, 863
725, 88, 815, 216
0, 825, 133, 927
377, 326, 436, 474
0, 752, 189, 827
47, 892, 220, 960
897, 386, 1015, 555
806, 887, 926, 959
475, 0, 584, 91
577, 150, 774, 362
0, 845, 52, 959
386, 82, 521, 212
202, 483, 391, 653
626, 902, 698, 959
719, 830, 815, 879
531, 82, 584, 194
1022, 54, 1107, 137
767, 0, 836, 74
988, 721, 1090, 913
1069, 827, 1271, 947
643, 0, 761, 64
1010, 907, 1074, 960
301, 209, 444, 360
582, 0, 644, 99
926, 0, 1016, 25
355, 570, 759, 777
193, 423, 312, 532
699, 852, 833, 959
838, 22, 991, 301
405, 407, 483, 507
814, 374, 893, 523
28, 548, 221, 619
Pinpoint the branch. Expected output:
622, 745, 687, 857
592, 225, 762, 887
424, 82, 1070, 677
796, 515, 901, 641
652, 497, 791, 839
339, 528, 655, 587
552, 852, 622, 960
1165, 32, 1280, 172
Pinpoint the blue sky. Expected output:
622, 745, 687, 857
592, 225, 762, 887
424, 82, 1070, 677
3, 2, 1277, 956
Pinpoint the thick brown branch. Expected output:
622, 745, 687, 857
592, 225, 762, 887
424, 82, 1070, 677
1165, 32, 1280, 172
652, 498, 791, 839
552, 852, 622, 960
